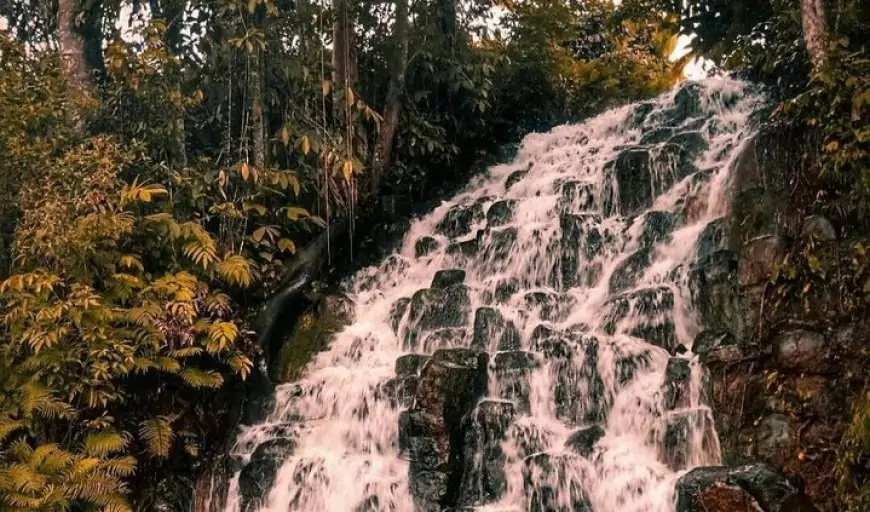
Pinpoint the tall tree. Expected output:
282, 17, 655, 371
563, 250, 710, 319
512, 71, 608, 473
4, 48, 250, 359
373, 0, 409, 192
332, 0, 358, 90
801, 0, 829, 73
57, 0, 90, 90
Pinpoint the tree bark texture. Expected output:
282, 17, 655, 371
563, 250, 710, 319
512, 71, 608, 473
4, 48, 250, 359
373, 0, 410, 193
57, 0, 90, 89
332, 0, 358, 90
801, 0, 829, 73
251, 45, 266, 170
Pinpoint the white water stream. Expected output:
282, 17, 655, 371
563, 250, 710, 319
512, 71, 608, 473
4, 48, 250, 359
214, 77, 764, 512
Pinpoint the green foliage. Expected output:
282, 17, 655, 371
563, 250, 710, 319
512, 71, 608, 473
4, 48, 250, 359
838, 392, 870, 511
276, 308, 342, 383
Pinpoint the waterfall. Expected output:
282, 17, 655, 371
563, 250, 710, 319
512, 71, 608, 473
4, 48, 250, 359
215, 77, 765, 512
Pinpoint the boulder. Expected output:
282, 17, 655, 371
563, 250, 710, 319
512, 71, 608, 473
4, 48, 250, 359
690, 250, 740, 334
800, 215, 836, 241
564, 425, 606, 457
400, 349, 489, 511
437, 203, 484, 239
481, 227, 518, 264
505, 169, 528, 190
457, 400, 517, 506
471, 307, 521, 352
379, 375, 418, 409
432, 269, 466, 289
659, 410, 719, 471
609, 249, 651, 293
637, 211, 676, 251
405, 285, 471, 350
754, 413, 792, 467
492, 351, 539, 413
675, 464, 817, 512
486, 200, 516, 227
415, 236, 441, 258
396, 354, 430, 376
523, 453, 592, 512
238, 439, 296, 510
559, 181, 596, 213
390, 298, 411, 334
772, 329, 834, 374
738, 235, 786, 287
604, 286, 677, 352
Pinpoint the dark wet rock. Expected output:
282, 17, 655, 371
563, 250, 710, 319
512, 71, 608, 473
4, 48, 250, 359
530, 325, 574, 360
492, 351, 539, 413
640, 126, 677, 145
320, 294, 355, 327
437, 203, 484, 239
400, 349, 489, 511
675, 464, 817, 512
604, 286, 677, 352
730, 188, 788, 248
690, 250, 740, 334
638, 211, 677, 251
609, 249, 650, 293
565, 425, 606, 457
616, 350, 653, 385
446, 232, 482, 257
238, 439, 296, 510
396, 354, 430, 376
670, 82, 703, 121
471, 307, 521, 352
664, 358, 691, 410
390, 298, 411, 334
420, 328, 467, 352
660, 410, 718, 471
738, 235, 786, 287
559, 214, 607, 287
486, 200, 516, 227
522, 291, 574, 322
801, 215, 836, 241
539, 334, 606, 425
432, 269, 466, 289
692, 330, 739, 364
523, 453, 592, 512
772, 329, 834, 374
559, 181, 597, 212
379, 375, 418, 408
607, 149, 653, 216
415, 236, 441, 258
494, 278, 520, 303
663, 358, 710, 410
405, 285, 471, 349
481, 227, 518, 264
505, 169, 528, 190
697, 219, 728, 259
457, 400, 517, 506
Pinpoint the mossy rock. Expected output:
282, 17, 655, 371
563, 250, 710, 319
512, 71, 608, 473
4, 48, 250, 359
274, 295, 352, 382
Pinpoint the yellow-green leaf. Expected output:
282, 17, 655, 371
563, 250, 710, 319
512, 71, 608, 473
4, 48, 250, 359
278, 238, 296, 254
301, 136, 311, 156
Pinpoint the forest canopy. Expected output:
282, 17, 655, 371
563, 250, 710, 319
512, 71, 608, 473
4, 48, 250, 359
0, 0, 868, 510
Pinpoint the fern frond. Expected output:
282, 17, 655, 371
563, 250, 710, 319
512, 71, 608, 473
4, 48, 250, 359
138, 417, 174, 458
150, 356, 181, 373
216, 254, 256, 288
99, 456, 137, 477
0, 418, 25, 443
179, 368, 224, 389
83, 430, 128, 457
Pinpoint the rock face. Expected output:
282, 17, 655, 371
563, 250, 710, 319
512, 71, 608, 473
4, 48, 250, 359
238, 439, 296, 510
675, 464, 817, 512
399, 349, 489, 511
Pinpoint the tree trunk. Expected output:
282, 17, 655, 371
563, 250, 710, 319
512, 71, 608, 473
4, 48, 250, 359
57, 0, 90, 90
372, 0, 410, 194
251, 45, 266, 170
801, 0, 829, 73
332, 0, 358, 90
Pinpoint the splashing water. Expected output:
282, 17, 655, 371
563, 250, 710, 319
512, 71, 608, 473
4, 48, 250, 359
215, 77, 765, 512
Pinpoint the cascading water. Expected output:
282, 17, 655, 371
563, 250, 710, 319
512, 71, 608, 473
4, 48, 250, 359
215, 77, 765, 512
